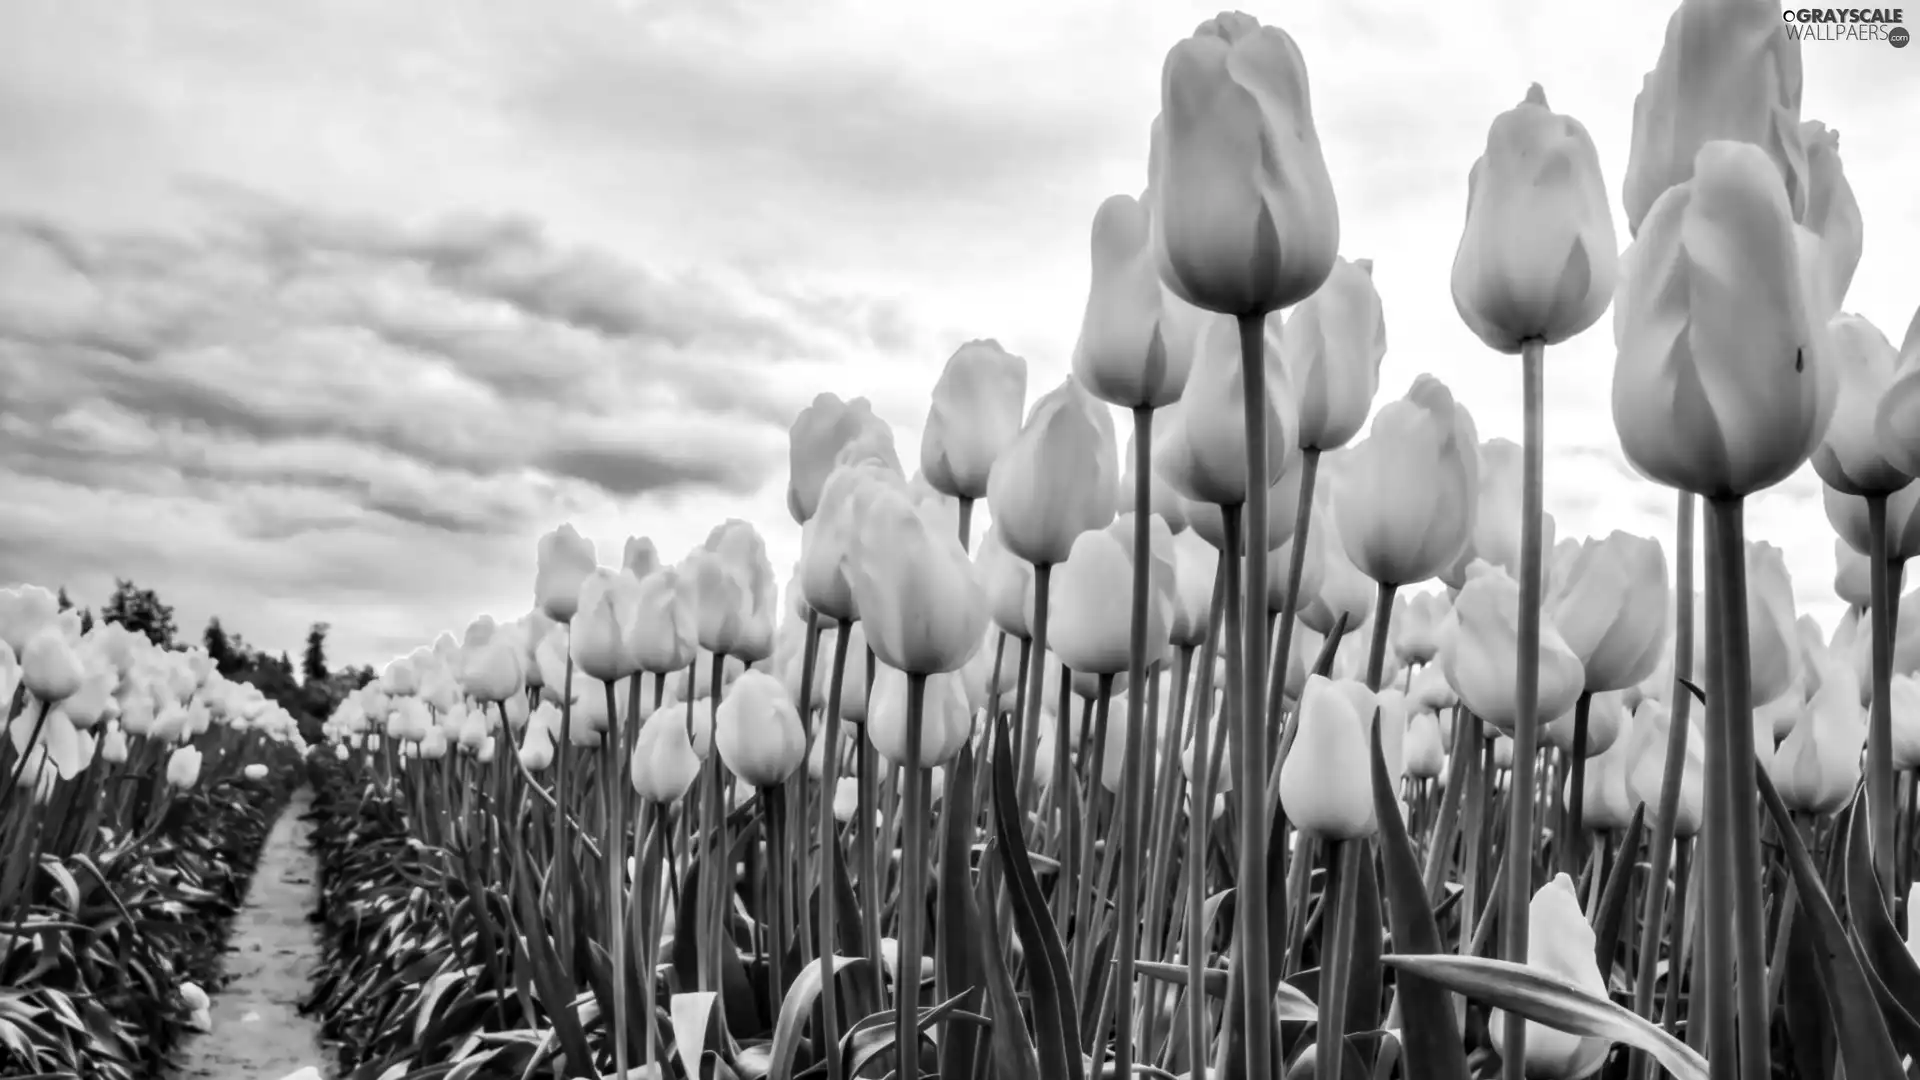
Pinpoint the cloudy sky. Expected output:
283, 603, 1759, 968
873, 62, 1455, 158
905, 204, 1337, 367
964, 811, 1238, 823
1, 0, 1915, 668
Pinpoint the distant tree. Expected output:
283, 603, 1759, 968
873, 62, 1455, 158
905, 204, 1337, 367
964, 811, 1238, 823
302, 623, 330, 686
78, 608, 94, 634
102, 579, 177, 649
56, 587, 73, 612
204, 618, 242, 677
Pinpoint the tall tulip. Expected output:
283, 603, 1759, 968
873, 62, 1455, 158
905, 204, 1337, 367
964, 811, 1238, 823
920, 340, 1028, 514
1550, 533, 1671, 693
630, 568, 700, 677
571, 568, 647, 684
801, 461, 906, 624
1282, 256, 1386, 454
534, 525, 598, 624
1335, 375, 1477, 589
788, 393, 901, 525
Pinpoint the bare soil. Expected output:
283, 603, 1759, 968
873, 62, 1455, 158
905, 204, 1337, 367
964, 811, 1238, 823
175, 787, 333, 1080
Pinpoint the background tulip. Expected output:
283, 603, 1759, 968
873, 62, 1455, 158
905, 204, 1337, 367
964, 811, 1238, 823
1746, 542, 1804, 709
622, 536, 660, 581
1281, 255, 1386, 451
787, 393, 901, 525
921, 340, 1028, 501
1549, 532, 1670, 692
1489, 875, 1613, 1079
801, 462, 905, 623
843, 485, 988, 675
1444, 439, 1557, 587
1393, 592, 1450, 666
714, 671, 806, 788
1881, 308, 1920, 479
21, 627, 82, 703
1626, 700, 1706, 839
686, 521, 778, 664
1186, 453, 1306, 553
1074, 193, 1199, 409
1153, 12, 1338, 316
1834, 538, 1872, 610
986, 378, 1119, 567
1798, 121, 1863, 313
570, 568, 645, 683
166, 745, 202, 789
1168, 529, 1218, 649
1613, 141, 1835, 499
1405, 710, 1446, 781
1335, 375, 1477, 586
1451, 85, 1617, 353
1824, 483, 1920, 564
868, 667, 972, 769
1814, 313, 1913, 495
1052, 526, 1173, 676
1154, 313, 1293, 507
1544, 690, 1626, 759
1890, 675, 1920, 772
534, 524, 597, 623
1620, 0, 1807, 236
1770, 658, 1865, 815
1440, 565, 1585, 736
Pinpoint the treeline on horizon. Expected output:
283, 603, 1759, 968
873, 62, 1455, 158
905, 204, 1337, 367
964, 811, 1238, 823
54, 578, 376, 744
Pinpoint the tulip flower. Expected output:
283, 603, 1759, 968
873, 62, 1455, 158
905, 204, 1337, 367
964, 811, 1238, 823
622, 536, 661, 580
1121, 424, 1192, 534
100, 723, 128, 764
1152, 12, 1338, 317
1625, 700, 1706, 839
570, 568, 646, 683
687, 521, 778, 664
1621, 0, 1806, 237
0, 585, 57, 656
1300, 493, 1375, 637
712, 671, 806, 788
1771, 657, 1866, 815
1798, 121, 1864, 313
1186, 453, 1307, 553
518, 716, 555, 772
921, 340, 1028, 501
20, 626, 82, 703
165, 745, 202, 789
1073, 194, 1199, 409
1451, 85, 1618, 353
1335, 375, 1477, 586
1549, 532, 1670, 692
787, 393, 900, 525
1881, 309, 1920, 479
1489, 875, 1614, 1079
1544, 690, 1626, 760
1825, 484, 1920, 564
1746, 542, 1803, 709
1154, 313, 1293, 507
1891, 675, 1920, 772
630, 568, 700, 675
1440, 564, 1585, 736
243, 763, 268, 781
1393, 592, 1450, 667
1814, 313, 1913, 496
1444, 439, 1558, 587
987, 377, 1120, 568
1405, 710, 1446, 781
802, 461, 906, 623
976, 525, 1037, 641
1280, 255, 1386, 452
868, 666, 972, 769
843, 484, 988, 675
1613, 141, 1835, 499
1051, 525, 1174, 676
1569, 705, 1639, 834
534, 524, 598, 623
1834, 538, 1872, 610
1168, 529, 1218, 650
1848, 588, 1920, 694
1278, 675, 1375, 840
961, 629, 1020, 716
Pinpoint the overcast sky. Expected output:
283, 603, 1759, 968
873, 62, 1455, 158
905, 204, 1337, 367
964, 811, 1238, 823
2, 0, 1915, 667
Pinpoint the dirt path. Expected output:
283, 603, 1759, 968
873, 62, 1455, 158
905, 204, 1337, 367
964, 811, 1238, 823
175, 787, 332, 1080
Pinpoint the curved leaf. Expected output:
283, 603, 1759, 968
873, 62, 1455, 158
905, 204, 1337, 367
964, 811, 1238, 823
767, 956, 867, 1080
671, 991, 719, 1076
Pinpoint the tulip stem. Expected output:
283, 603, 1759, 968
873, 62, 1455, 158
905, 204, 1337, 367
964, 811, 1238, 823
1499, 339, 1546, 1080
601, 681, 630, 1080
1318, 837, 1362, 1080
1019, 565, 1055, 813
1110, 404, 1155, 1080
1868, 492, 1897, 905
1187, 555, 1228, 1080
896, 673, 930, 1080
1364, 582, 1396, 693
1706, 496, 1769, 1080
817, 619, 853, 1080
1563, 692, 1591, 877
957, 497, 975, 553
1234, 311, 1276, 1080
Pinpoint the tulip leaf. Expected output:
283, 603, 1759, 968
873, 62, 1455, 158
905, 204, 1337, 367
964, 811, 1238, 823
1131, 959, 1318, 1021
1343, 837, 1384, 1040
991, 712, 1084, 1080
1368, 715, 1471, 1080
935, 743, 987, 1080
1378, 954, 1705, 1080
671, 990, 720, 1075
766, 955, 867, 1080
1782, 905, 1837, 1080
1676, 677, 1707, 707
975, 856, 1043, 1080
1755, 765, 1907, 1080
1591, 803, 1644, 977
1839, 793, 1920, 1058
507, 843, 596, 1074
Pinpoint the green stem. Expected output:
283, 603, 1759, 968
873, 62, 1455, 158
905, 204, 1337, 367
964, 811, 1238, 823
1113, 404, 1154, 1080
1364, 582, 1396, 693
602, 680, 629, 1080
1500, 339, 1546, 1080
1706, 496, 1769, 1080
1318, 838, 1363, 1080
1564, 692, 1592, 876
895, 673, 930, 1079
1234, 311, 1275, 1080
1868, 492, 1896, 904
817, 618, 854, 1080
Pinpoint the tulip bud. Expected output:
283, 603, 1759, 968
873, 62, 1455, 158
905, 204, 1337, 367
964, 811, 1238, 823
687, 520, 778, 663
1621, 0, 1807, 237
986, 378, 1120, 567
868, 666, 972, 769
1489, 875, 1612, 1079
788, 393, 901, 525
1814, 313, 1913, 496
1626, 700, 1705, 838
1824, 483, 1920, 565
1300, 493, 1374, 637
1153, 12, 1338, 316
571, 568, 647, 682
1613, 142, 1835, 499
1880, 308, 1920, 480
622, 536, 661, 580
1051, 526, 1173, 676
518, 719, 554, 772
714, 671, 806, 788
1335, 375, 1477, 586
100, 723, 129, 764
166, 745, 202, 789
832, 776, 862, 824
534, 524, 598, 623
843, 485, 989, 675
919, 340, 1028, 500
631, 700, 704, 803
1187, 452, 1307, 554
976, 525, 1038, 641
1393, 592, 1450, 667
1745, 542, 1803, 709
1771, 658, 1865, 815
1154, 314, 1293, 507
1440, 564, 1586, 736
802, 462, 905, 623
1404, 710, 1446, 781
1452, 85, 1617, 353
21, 626, 83, 703
244, 763, 269, 781
1279, 676, 1375, 840
1280, 256, 1385, 452
1168, 529, 1218, 650
1834, 538, 1872, 610
1549, 532, 1671, 693
459, 633, 526, 705
1073, 195, 1198, 410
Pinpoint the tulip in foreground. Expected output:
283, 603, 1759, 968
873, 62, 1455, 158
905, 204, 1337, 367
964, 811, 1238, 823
166, 745, 202, 790
713, 671, 806, 788
1451, 85, 1617, 354
1153, 11, 1339, 316
1489, 875, 1613, 1079
1280, 675, 1375, 839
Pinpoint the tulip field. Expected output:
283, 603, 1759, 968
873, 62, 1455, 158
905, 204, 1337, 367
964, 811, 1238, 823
10, 1, 1920, 1079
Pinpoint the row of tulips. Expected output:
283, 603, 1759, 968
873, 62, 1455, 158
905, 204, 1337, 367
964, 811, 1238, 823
218, 0, 1920, 1078
0, 583, 308, 1076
